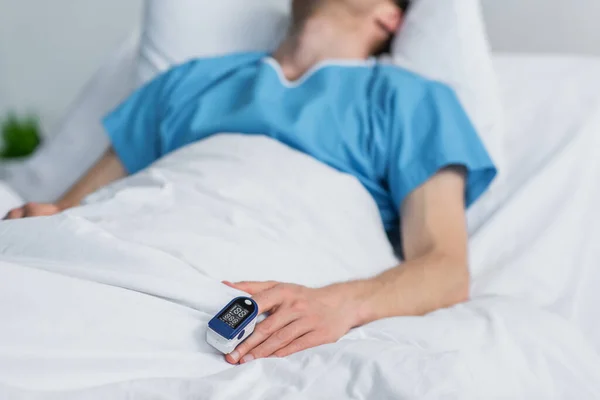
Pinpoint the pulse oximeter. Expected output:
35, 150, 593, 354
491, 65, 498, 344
207, 297, 259, 354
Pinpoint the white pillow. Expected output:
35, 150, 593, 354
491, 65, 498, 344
391, 0, 505, 188
138, 0, 291, 84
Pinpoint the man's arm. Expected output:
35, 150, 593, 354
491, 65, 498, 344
56, 147, 126, 210
354, 166, 469, 322
223, 166, 469, 364
4, 57, 197, 221
3, 147, 125, 219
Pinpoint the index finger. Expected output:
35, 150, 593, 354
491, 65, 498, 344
252, 285, 287, 314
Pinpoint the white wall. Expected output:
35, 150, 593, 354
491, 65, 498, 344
482, 0, 600, 55
0, 0, 142, 135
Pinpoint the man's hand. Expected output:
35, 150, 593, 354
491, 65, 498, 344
3, 203, 61, 220
220, 167, 471, 364
223, 280, 366, 364
2, 147, 126, 221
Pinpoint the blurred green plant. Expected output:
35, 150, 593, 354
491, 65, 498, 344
0, 113, 42, 159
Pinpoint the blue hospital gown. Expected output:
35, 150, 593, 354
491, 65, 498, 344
103, 52, 496, 232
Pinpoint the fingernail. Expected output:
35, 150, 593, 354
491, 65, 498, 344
229, 350, 240, 362
241, 354, 254, 364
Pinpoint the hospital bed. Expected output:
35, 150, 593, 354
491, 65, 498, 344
1, 29, 600, 399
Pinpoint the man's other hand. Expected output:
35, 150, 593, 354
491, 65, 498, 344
3, 203, 61, 220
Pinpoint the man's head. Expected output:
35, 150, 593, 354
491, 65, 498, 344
290, 0, 410, 56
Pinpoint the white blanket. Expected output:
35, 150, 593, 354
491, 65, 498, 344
1, 134, 599, 399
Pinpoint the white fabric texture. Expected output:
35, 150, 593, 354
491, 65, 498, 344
486, 55, 600, 349
465, 53, 600, 233
391, 0, 505, 231
1, 132, 600, 398
138, 0, 291, 84
495, 54, 600, 180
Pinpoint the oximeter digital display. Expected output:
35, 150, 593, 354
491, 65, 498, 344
219, 303, 250, 329
207, 297, 259, 354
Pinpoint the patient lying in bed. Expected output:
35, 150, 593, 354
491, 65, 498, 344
3, 0, 495, 365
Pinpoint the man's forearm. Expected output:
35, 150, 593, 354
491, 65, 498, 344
335, 251, 470, 327
56, 147, 126, 210
224, 251, 470, 364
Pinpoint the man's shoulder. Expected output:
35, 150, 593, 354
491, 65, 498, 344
171, 51, 266, 74
374, 60, 430, 85
369, 61, 432, 106
155, 51, 266, 95
372, 61, 456, 104
195, 51, 267, 65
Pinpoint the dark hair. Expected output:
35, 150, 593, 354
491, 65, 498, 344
373, 0, 411, 56
396, 0, 411, 11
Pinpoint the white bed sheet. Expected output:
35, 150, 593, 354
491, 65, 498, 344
466, 54, 600, 234
1, 129, 600, 399
467, 55, 600, 356
487, 55, 600, 348
495, 54, 600, 187
0, 55, 599, 398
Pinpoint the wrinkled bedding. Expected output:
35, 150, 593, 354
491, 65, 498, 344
1, 133, 599, 399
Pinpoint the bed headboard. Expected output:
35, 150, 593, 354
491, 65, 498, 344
482, 0, 600, 55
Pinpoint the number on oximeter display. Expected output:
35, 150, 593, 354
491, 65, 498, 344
219, 303, 251, 328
